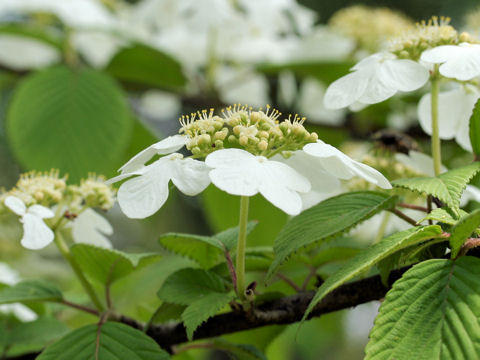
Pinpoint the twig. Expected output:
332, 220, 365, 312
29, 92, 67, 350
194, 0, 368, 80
301, 266, 318, 291
389, 208, 418, 226
61, 300, 100, 317
397, 203, 429, 212
276, 273, 301, 292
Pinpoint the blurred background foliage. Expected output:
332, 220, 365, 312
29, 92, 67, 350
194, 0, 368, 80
0, 0, 479, 359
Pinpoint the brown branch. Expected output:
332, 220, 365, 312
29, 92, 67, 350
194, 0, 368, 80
397, 203, 429, 212
389, 208, 419, 226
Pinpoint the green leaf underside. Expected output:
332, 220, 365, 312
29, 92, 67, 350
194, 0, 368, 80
2, 317, 69, 357
366, 257, 480, 360
106, 43, 186, 90
157, 268, 227, 306
6, 66, 132, 182
0, 280, 63, 304
392, 163, 480, 215
37, 322, 169, 360
71, 244, 162, 285
450, 209, 480, 258
303, 225, 443, 320
159, 222, 257, 268
469, 98, 480, 156
267, 191, 398, 280
151, 303, 186, 324
182, 292, 234, 340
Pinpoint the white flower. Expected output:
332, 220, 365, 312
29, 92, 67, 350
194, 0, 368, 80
0, 35, 60, 70
0, 263, 37, 322
421, 43, 480, 81
205, 148, 311, 215
302, 141, 392, 189
108, 147, 210, 219
4, 196, 54, 250
324, 52, 429, 109
417, 86, 479, 151
71, 209, 113, 249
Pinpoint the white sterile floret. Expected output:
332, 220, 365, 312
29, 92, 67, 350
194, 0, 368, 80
324, 52, 429, 109
302, 141, 392, 189
4, 196, 54, 250
417, 86, 479, 151
116, 135, 187, 175
111, 153, 210, 219
205, 148, 311, 216
71, 209, 113, 249
421, 43, 480, 81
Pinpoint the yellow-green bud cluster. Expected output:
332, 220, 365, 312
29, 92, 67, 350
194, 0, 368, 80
179, 109, 228, 156
7, 170, 66, 207
390, 16, 475, 60
362, 155, 421, 181
222, 105, 318, 157
329, 5, 414, 53
67, 174, 115, 211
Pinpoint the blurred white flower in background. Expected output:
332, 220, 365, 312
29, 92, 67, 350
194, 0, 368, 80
138, 90, 181, 122
417, 86, 479, 151
0, 35, 60, 70
0, 262, 37, 322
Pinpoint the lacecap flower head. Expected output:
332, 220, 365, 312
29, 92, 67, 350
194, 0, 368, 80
108, 105, 391, 217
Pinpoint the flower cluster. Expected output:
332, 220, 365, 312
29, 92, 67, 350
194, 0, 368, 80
1, 171, 116, 250
109, 105, 391, 218
329, 5, 414, 53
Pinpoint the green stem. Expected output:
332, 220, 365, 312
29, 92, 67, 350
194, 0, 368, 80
236, 196, 249, 300
54, 231, 104, 312
430, 70, 442, 176
374, 212, 391, 244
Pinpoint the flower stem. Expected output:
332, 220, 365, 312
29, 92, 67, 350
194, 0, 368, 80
236, 196, 249, 300
54, 231, 104, 312
430, 69, 442, 176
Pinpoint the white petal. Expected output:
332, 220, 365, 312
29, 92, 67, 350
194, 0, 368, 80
21, 214, 54, 250
205, 148, 258, 168
358, 75, 397, 104
117, 159, 172, 219
119, 135, 186, 174
350, 162, 392, 189
171, 158, 211, 196
4, 196, 26, 216
420, 45, 460, 64
455, 113, 473, 152
259, 182, 304, 215
0, 262, 20, 286
262, 160, 311, 193
27, 205, 54, 219
379, 59, 429, 92
417, 89, 464, 139
0, 303, 37, 322
323, 71, 369, 109
72, 209, 113, 249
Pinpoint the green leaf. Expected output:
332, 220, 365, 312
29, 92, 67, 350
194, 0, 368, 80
37, 322, 170, 360
71, 244, 162, 285
159, 222, 257, 268
303, 225, 443, 320
393, 163, 480, 215
6, 66, 133, 182
469, 98, 480, 157
0, 24, 64, 49
3, 317, 69, 357
151, 303, 186, 324
0, 280, 63, 304
366, 257, 480, 360
182, 292, 234, 340
106, 43, 186, 90
257, 61, 354, 85
450, 209, 480, 257
420, 208, 467, 225
157, 268, 227, 306
266, 191, 398, 280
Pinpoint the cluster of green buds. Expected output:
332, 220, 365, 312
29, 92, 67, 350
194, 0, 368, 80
0, 170, 115, 216
178, 104, 319, 158
179, 109, 229, 156
390, 16, 475, 60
